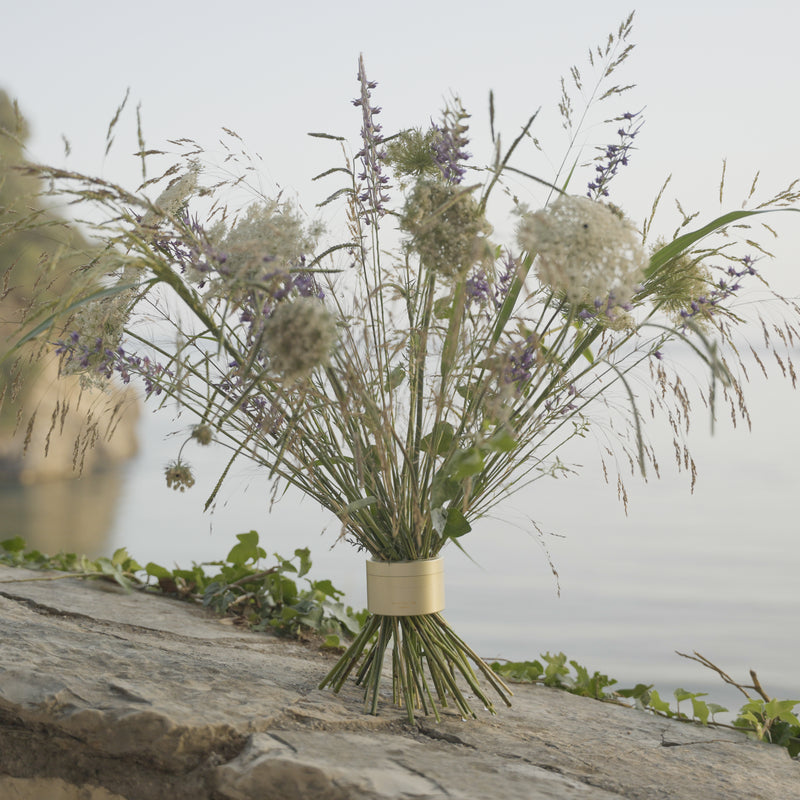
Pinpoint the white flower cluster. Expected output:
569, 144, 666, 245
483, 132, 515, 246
209, 201, 323, 290
262, 297, 337, 382
402, 181, 492, 279
517, 196, 647, 309
141, 162, 200, 226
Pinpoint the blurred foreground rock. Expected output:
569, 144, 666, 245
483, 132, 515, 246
0, 356, 139, 484
1, 88, 139, 485
0, 564, 797, 800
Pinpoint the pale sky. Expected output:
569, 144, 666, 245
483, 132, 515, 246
4, 0, 800, 290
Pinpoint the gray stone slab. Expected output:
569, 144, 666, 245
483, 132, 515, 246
1, 564, 797, 799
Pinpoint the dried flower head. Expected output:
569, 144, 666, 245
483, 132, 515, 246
191, 424, 213, 445
647, 240, 713, 325
165, 461, 195, 491
262, 296, 337, 382
517, 195, 646, 309
402, 180, 492, 278
353, 54, 390, 222
385, 128, 440, 180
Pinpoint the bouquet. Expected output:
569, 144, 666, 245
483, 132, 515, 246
7, 15, 799, 722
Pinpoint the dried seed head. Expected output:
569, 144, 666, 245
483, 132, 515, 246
262, 297, 338, 382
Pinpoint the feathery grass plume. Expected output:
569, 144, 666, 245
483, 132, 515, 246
7, 14, 800, 723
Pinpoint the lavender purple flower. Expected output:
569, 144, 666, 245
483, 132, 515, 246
503, 333, 541, 387
55, 333, 173, 398
431, 101, 471, 185
465, 269, 491, 307
353, 55, 390, 223
587, 111, 643, 199
679, 256, 758, 324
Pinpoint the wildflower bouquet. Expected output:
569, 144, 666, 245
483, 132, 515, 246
9, 15, 799, 722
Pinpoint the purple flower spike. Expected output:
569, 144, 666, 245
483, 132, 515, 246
587, 110, 643, 200
353, 55, 390, 224
465, 269, 491, 307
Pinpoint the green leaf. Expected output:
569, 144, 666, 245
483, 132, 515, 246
674, 688, 706, 703
487, 427, 516, 453
765, 699, 800, 726
0, 537, 26, 553
541, 652, 570, 686
616, 684, 653, 700
442, 506, 472, 539
343, 496, 377, 514
691, 697, 710, 725
225, 531, 265, 566
310, 579, 342, 599
433, 295, 454, 320
647, 690, 674, 716
489, 660, 544, 683
420, 421, 455, 456
145, 562, 172, 580
430, 472, 460, 510
646, 207, 800, 279
447, 447, 484, 480
294, 547, 312, 578
323, 601, 362, 634
384, 365, 405, 390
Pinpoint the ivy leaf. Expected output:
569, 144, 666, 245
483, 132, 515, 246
294, 547, 312, 578
647, 689, 674, 717
226, 531, 266, 566
691, 697, 710, 725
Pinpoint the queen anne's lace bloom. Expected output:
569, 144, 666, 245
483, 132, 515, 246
262, 297, 337, 382
402, 180, 492, 278
517, 196, 646, 308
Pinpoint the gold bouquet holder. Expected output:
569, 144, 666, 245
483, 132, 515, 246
366, 557, 445, 616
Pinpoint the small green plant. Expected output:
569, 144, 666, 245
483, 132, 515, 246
0, 532, 365, 647
490, 652, 617, 699
491, 651, 800, 758
0, 535, 142, 589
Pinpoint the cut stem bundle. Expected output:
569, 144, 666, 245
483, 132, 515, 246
319, 611, 512, 723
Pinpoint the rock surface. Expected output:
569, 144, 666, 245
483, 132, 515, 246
0, 564, 797, 800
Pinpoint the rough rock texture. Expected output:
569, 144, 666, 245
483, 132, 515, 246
0, 564, 797, 800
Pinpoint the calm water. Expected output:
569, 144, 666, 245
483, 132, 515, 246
3, 363, 798, 716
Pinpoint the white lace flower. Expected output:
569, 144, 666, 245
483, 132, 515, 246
517, 196, 646, 308
141, 161, 200, 226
